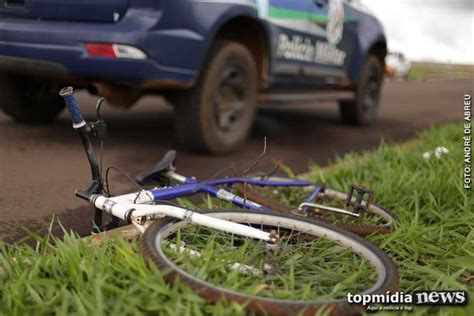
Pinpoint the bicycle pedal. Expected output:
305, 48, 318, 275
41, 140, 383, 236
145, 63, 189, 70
346, 184, 373, 214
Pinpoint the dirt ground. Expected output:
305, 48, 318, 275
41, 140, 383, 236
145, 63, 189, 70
0, 79, 471, 243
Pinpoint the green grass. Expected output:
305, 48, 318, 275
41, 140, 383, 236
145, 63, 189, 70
1, 122, 473, 316
408, 62, 474, 81
305, 123, 473, 315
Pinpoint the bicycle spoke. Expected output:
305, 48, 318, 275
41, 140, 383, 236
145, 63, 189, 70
159, 216, 378, 301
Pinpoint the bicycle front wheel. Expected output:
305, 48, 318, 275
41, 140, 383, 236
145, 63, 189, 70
141, 209, 398, 315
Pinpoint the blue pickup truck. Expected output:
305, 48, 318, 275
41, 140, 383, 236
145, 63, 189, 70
0, 0, 386, 153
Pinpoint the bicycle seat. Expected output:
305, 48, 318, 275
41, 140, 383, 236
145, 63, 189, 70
136, 150, 177, 185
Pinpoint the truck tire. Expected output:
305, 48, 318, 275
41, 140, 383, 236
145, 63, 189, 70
339, 56, 384, 125
172, 41, 258, 154
0, 74, 65, 123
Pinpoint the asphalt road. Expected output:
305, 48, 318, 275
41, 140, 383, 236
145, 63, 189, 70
0, 79, 471, 242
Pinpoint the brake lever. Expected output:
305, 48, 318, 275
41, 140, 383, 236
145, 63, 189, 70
88, 120, 107, 140
88, 97, 107, 140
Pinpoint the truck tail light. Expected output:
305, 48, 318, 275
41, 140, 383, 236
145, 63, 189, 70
85, 43, 115, 57
85, 43, 147, 59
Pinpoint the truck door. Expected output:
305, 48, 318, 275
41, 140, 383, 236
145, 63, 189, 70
257, 0, 316, 78
304, 0, 358, 83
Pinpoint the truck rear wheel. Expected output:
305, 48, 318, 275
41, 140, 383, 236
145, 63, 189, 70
0, 74, 65, 123
172, 41, 258, 154
339, 56, 384, 125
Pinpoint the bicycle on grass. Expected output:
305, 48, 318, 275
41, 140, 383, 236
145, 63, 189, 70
60, 87, 399, 316
135, 151, 397, 237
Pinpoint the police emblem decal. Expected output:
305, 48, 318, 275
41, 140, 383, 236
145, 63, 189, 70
326, 0, 344, 46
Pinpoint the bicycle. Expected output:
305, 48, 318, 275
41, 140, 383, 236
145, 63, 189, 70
60, 87, 399, 315
135, 151, 397, 237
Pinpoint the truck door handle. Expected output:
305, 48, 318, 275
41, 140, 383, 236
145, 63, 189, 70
314, 0, 326, 8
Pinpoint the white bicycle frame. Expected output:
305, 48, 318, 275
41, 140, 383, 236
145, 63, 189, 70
90, 191, 273, 242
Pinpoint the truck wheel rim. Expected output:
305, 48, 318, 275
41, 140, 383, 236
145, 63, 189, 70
213, 66, 246, 132
363, 67, 380, 115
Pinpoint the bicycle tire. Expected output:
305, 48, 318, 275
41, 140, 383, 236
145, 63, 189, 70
141, 209, 399, 316
234, 178, 397, 236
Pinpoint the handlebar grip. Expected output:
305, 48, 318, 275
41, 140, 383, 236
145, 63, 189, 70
59, 86, 86, 128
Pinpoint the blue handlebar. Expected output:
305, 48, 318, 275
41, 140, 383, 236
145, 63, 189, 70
59, 86, 85, 128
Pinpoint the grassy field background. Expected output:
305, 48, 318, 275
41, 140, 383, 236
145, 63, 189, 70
0, 122, 472, 316
408, 62, 474, 81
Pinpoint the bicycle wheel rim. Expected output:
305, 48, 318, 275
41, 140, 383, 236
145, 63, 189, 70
141, 210, 399, 315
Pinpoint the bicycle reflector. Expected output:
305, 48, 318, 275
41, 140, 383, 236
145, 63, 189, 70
85, 43, 147, 59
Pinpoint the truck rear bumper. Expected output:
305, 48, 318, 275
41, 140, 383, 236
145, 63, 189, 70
0, 13, 197, 88
0, 40, 195, 88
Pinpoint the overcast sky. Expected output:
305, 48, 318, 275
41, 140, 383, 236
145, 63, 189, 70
362, 0, 473, 64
